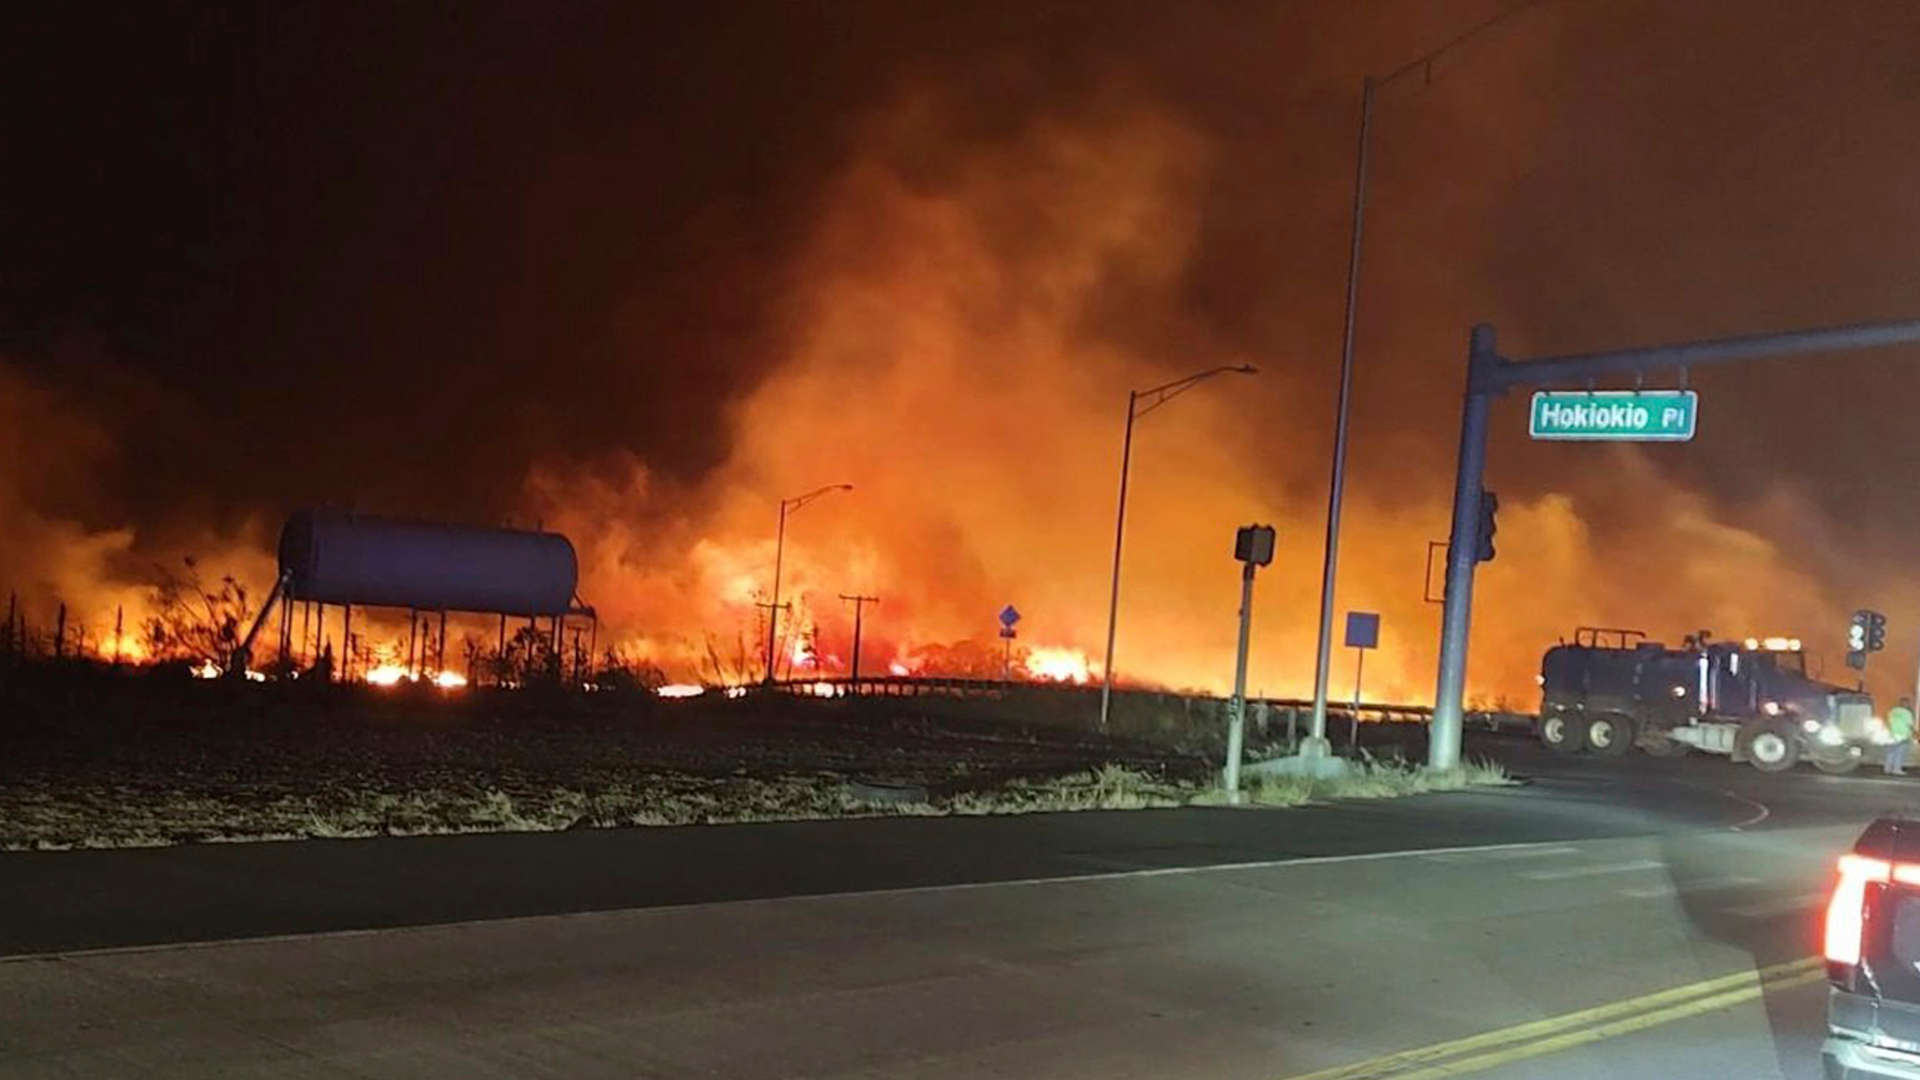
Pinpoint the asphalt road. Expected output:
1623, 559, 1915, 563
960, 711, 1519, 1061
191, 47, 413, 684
2, 731, 1915, 1078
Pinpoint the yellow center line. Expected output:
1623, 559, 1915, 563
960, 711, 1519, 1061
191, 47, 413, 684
1279, 956, 1822, 1080
1389, 968, 1828, 1079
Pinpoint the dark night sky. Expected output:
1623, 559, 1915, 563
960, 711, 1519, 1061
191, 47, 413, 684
7, 2, 1289, 527
8, 1, 1920, 692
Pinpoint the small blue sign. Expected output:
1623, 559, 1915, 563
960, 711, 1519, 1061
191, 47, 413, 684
999, 605, 1021, 628
1344, 611, 1380, 650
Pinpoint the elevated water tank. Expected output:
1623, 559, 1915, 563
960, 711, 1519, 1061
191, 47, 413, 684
277, 510, 579, 615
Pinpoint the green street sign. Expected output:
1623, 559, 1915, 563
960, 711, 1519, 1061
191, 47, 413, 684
1528, 390, 1697, 441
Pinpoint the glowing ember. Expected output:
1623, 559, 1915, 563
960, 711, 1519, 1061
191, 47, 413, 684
656, 683, 706, 698
888, 662, 910, 677
1025, 646, 1091, 684
188, 659, 265, 681
432, 670, 467, 690
365, 664, 410, 687
789, 637, 814, 668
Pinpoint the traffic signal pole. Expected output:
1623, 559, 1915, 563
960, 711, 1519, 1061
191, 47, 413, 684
1431, 325, 1498, 771
1430, 316, 1920, 771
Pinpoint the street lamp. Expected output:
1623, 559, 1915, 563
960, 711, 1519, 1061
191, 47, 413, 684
1099, 364, 1257, 731
765, 483, 853, 683
1305, 0, 1546, 756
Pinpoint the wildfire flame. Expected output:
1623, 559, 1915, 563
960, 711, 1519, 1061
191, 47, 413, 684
1024, 646, 1091, 684
189, 659, 265, 682
364, 664, 409, 687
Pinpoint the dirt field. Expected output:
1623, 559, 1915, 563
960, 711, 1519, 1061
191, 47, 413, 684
0, 667, 1217, 848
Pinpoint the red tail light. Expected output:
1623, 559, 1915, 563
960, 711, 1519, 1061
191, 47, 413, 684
1824, 854, 1920, 966
1826, 855, 1886, 965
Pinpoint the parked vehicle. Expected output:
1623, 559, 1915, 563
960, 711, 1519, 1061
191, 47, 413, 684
1824, 815, 1920, 1077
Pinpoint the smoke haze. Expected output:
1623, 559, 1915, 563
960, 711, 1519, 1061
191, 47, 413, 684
7, 1, 1920, 701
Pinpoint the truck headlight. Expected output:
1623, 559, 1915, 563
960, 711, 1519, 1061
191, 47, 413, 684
1764, 701, 1782, 716
1802, 718, 1822, 733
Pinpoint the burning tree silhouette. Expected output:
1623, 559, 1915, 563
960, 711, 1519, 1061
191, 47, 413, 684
141, 557, 254, 668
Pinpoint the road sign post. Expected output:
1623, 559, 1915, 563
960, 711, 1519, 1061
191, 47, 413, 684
1223, 525, 1275, 802
999, 605, 1020, 683
1345, 611, 1380, 752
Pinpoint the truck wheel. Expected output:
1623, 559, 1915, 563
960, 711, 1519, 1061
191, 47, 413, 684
1739, 720, 1800, 773
1540, 712, 1589, 754
1586, 713, 1635, 757
1812, 750, 1861, 776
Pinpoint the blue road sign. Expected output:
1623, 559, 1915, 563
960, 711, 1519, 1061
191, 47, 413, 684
1344, 611, 1380, 650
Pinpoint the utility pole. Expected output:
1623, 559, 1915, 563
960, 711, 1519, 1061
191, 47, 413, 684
754, 600, 790, 681
113, 605, 124, 665
1309, 0, 1548, 759
1099, 365, 1256, 731
1101, 390, 1137, 725
1431, 316, 1920, 770
764, 483, 853, 684
839, 593, 877, 694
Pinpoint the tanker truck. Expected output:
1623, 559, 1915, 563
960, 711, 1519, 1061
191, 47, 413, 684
1538, 627, 1881, 773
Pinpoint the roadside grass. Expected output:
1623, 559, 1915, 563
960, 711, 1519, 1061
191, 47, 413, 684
1191, 754, 1517, 808
0, 758, 1515, 850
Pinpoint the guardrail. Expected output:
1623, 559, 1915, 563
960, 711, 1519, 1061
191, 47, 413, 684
761, 675, 1487, 727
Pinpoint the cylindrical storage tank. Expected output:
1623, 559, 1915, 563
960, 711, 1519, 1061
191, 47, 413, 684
278, 510, 579, 616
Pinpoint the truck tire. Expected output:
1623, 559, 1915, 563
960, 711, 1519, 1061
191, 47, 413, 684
1540, 711, 1589, 754
1812, 750, 1861, 776
1586, 713, 1635, 757
1739, 720, 1800, 773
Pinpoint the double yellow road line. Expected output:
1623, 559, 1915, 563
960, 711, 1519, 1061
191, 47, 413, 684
1281, 956, 1825, 1080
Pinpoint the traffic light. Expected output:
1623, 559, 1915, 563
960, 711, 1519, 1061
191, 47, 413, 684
1853, 609, 1888, 653
1475, 490, 1498, 563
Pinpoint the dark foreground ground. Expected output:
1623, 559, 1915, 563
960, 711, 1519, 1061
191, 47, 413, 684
3, 730, 1914, 1078
0, 672, 1221, 846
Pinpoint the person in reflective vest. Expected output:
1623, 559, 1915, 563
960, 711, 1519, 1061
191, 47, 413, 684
1886, 697, 1915, 776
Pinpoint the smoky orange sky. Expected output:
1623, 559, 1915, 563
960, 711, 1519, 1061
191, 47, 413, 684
7, 1, 1920, 704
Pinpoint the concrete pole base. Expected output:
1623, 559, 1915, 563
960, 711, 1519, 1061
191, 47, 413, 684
1297, 735, 1335, 759
1244, 752, 1350, 781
